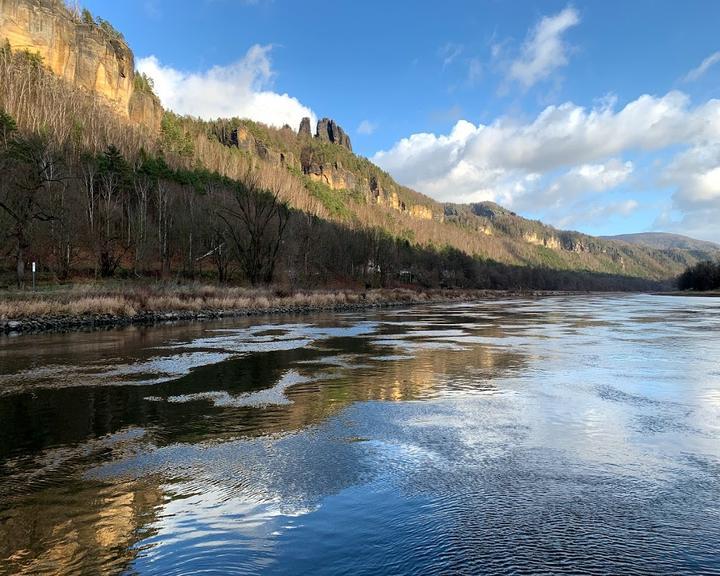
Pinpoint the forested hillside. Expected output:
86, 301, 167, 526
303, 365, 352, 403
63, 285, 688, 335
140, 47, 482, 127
603, 233, 720, 261
0, 1, 711, 292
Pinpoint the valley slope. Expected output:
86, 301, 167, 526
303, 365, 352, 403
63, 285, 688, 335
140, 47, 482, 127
0, 0, 713, 290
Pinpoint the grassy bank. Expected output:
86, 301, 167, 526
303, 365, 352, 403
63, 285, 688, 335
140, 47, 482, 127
0, 284, 556, 334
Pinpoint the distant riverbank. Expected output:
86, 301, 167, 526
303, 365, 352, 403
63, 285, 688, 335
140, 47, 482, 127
658, 291, 720, 297
0, 285, 580, 335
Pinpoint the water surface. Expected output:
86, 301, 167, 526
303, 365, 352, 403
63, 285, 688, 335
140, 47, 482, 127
1, 295, 719, 574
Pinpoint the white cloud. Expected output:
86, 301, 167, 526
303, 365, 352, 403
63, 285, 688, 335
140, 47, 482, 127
517, 159, 634, 211
508, 6, 580, 88
655, 144, 720, 243
373, 92, 720, 232
664, 144, 720, 207
357, 120, 377, 135
374, 91, 719, 197
683, 51, 720, 83
136, 45, 315, 128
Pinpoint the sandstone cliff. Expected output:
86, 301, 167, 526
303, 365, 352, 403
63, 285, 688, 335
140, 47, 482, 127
0, 0, 161, 128
129, 89, 162, 132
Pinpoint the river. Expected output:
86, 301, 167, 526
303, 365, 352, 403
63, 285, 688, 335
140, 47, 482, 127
0, 294, 719, 575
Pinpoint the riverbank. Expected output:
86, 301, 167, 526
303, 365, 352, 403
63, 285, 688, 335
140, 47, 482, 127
0, 285, 573, 335
657, 290, 720, 297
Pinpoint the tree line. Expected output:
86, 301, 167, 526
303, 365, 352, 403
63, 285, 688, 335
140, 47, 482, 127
677, 261, 720, 291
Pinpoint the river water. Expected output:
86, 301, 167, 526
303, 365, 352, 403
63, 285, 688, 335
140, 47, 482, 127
0, 294, 719, 575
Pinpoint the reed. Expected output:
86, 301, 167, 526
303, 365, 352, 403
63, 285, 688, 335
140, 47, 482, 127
0, 283, 491, 320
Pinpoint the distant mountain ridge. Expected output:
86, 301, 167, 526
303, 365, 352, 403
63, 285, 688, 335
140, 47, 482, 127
602, 233, 720, 262
603, 232, 719, 251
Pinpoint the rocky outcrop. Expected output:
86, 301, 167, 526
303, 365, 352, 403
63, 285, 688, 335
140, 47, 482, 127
524, 233, 561, 250
315, 117, 352, 151
368, 174, 400, 211
307, 163, 357, 189
230, 125, 253, 151
303, 156, 358, 189
367, 175, 436, 220
226, 125, 295, 168
300, 159, 436, 220
409, 205, 433, 220
298, 116, 312, 138
255, 140, 283, 165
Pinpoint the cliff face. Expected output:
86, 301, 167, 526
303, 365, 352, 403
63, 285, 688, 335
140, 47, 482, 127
129, 90, 162, 132
304, 157, 435, 221
298, 116, 352, 151
0, 0, 160, 128
315, 117, 352, 151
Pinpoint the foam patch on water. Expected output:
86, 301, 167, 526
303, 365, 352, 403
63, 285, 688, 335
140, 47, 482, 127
371, 339, 468, 352
156, 370, 311, 408
170, 322, 379, 355
101, 351, 233, 381
295, 354, 371, 369
370, 355, 415, 362
0, 351, 235, 393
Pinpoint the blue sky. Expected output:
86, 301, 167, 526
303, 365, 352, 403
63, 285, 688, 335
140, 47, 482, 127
83, 0, 720, 242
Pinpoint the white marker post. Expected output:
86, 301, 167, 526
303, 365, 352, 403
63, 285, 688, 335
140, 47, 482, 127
32, 261, 36, 290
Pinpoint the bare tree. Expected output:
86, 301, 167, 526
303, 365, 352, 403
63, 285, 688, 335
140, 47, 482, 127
219, 170, 289, 285
156, 179, 171, 277
198, 224, 230, 283
96, 146, 128, 277
0, 133, 62, 287
131, 166, 152, 273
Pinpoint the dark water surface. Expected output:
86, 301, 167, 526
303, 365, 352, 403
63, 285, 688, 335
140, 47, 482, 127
1, 295, 719, 575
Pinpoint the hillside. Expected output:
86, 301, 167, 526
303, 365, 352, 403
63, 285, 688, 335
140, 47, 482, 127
0, 0, 702, 291
192, 115, 704, 280
603, 233, 720, 260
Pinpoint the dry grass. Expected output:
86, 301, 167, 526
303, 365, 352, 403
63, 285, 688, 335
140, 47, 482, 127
0, 283, 486, 320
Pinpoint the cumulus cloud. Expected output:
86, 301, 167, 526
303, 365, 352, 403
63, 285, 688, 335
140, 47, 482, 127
508, 6, 580, 88
653, 140, 720, 243
683, 51, 720, 82
373, 92, 720, 232
664, 144, 720, 207
136, 45, 315, 128
514, 159, 634, 211
357, 120, 377, 135
661, 144, 720, 241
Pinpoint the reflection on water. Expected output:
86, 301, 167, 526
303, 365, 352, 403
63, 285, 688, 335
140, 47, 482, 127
1, 295, 719, 574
